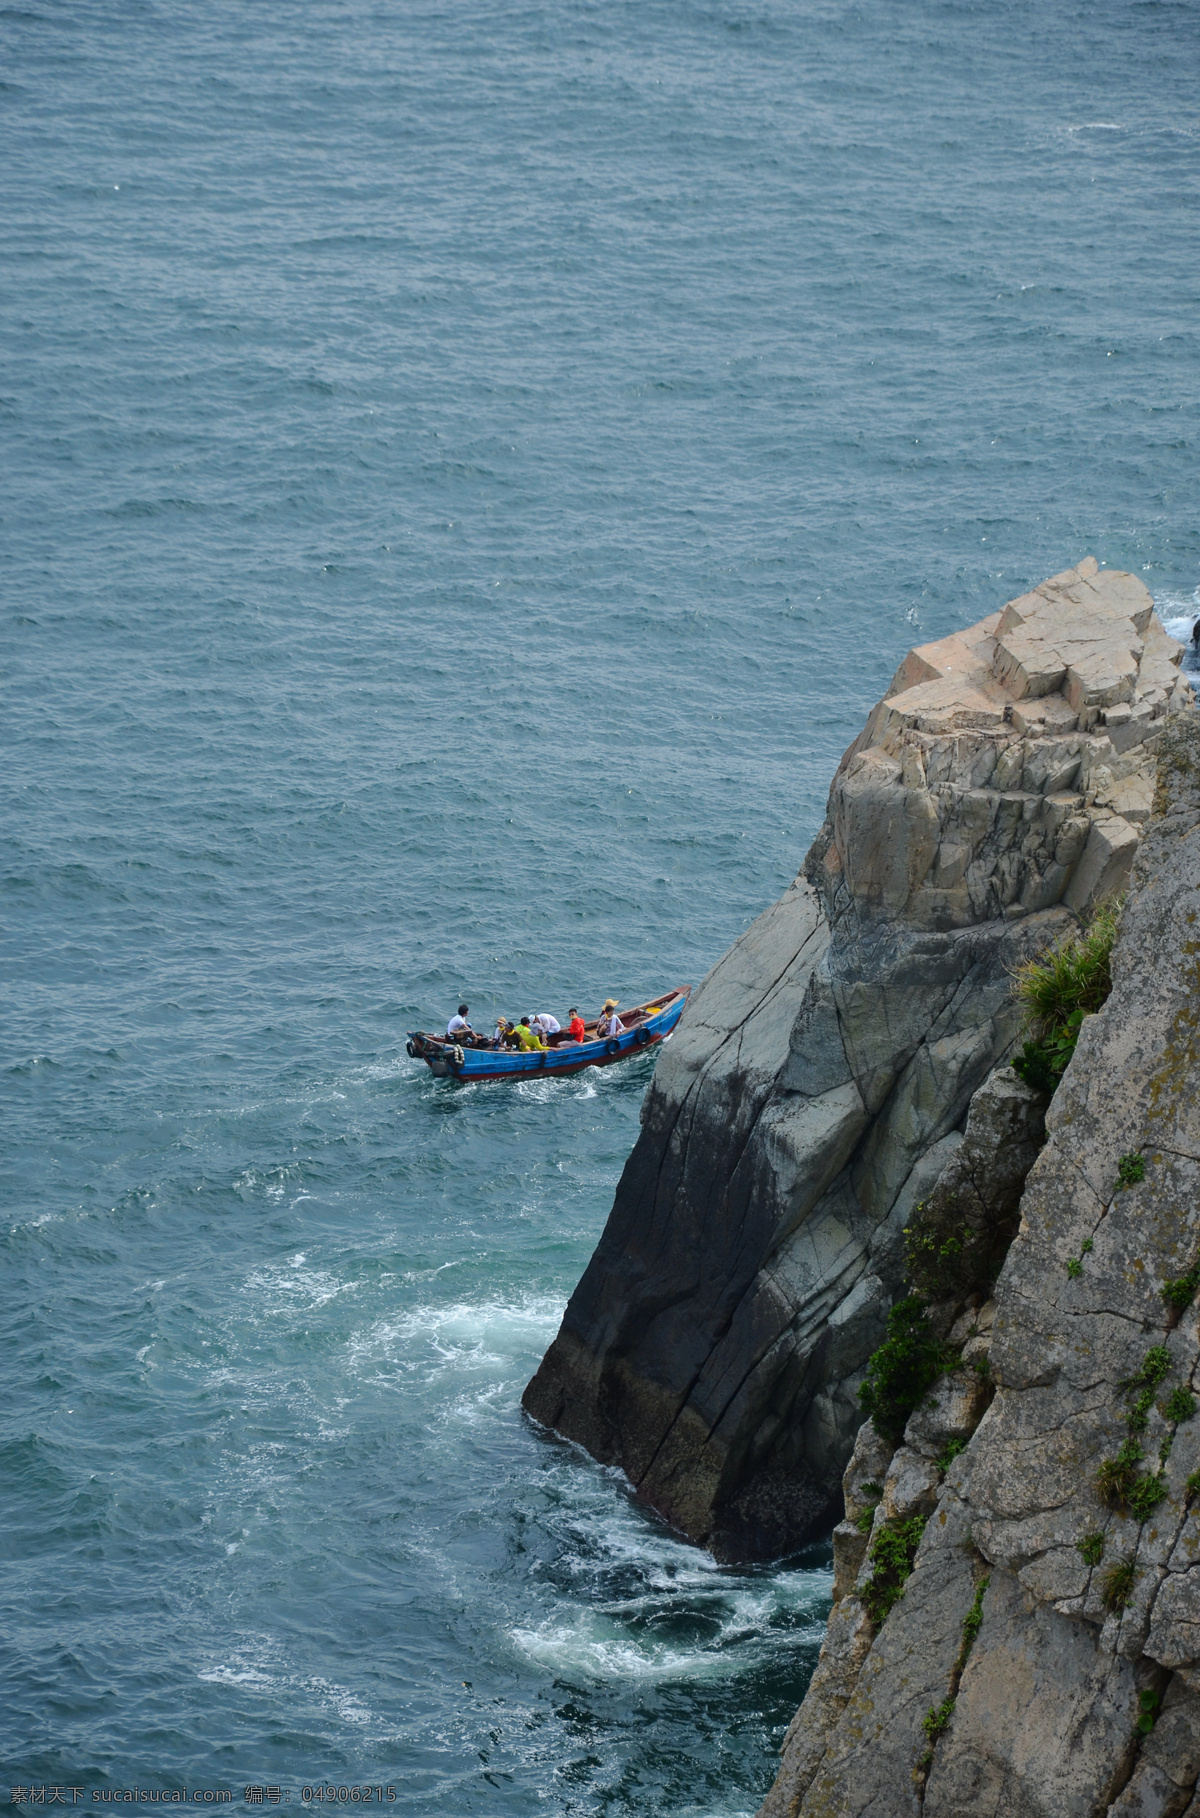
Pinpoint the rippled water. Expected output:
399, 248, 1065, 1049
3, 0, 1199, 1811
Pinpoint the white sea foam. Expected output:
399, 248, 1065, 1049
308, 1677, 372, 1727
494, 1421, 834, 1692
1159, 594, 1200, 643
512, 1068, 615, 1104
510, 1567, 831, 1686
346, 1291, 564, 1385
243, 1260, 355, 1311
399, 1257, 470, 1285
235, 1163, 303, 1202
199, 1662, 274, 1688
197, 1655, 374, 1729
511, 1617, 723, 1682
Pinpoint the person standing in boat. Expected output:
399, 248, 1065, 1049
596, 998, 625, 1038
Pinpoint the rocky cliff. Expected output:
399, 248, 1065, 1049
524, 560, 1194, 1562
761, 705, 1200, 1818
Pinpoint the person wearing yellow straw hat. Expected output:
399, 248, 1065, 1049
596, 998, 625, 1039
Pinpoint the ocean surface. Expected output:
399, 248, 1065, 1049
2, 1, 1198, 1811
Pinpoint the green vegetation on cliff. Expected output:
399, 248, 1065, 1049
1011, 900, 1119, 1093
860, 1515, 928, 1624
857, 1296, 948, 1443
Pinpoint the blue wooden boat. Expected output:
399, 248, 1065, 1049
406, 988, 690, 1082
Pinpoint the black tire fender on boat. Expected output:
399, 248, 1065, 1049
605, 1038, 620, 1055
406, 1039, 417, 1058
635, 1027, 651, 1047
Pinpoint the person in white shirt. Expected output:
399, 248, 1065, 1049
596, 998, 625, 1039
447, 1003, 473, 1038
531, 1011, 568, 1049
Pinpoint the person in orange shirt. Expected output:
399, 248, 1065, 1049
566, 1007, 586, 1044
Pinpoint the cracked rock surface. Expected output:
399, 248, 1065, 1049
759, 710, 1200, 1818
523, 561, 1193, 1561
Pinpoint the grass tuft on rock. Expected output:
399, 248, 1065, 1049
1077, 1532, 1105, 1567
1096, 1439, 1147, 1510
1096, 1348, 1181, 1520
1101, 1558, 1137, 1611
1117, 1151, 1146, 1190
1163, 1387, 1197, 1425
960, 1576, 989, 1654
861, 1515, 927, 1624
1126, 1347, 1173, 1391
1127, 1474, 1169, 1521
1162, 1267, 1200, 1313
1012, 900, 1120, 1035
1010, 900, 1119, 1093
858, 1296, 949, 1444
936, 1437, 967, 1472
922, 1697, 955, 1745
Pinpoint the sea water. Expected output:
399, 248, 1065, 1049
3, 1, 1198, 1811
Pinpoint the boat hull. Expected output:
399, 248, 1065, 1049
408, 990, 689, 1082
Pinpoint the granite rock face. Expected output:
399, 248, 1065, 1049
759, 710, 1200, 1818
523, 561, 1192, 1561
905, 1061, 1050, 1304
